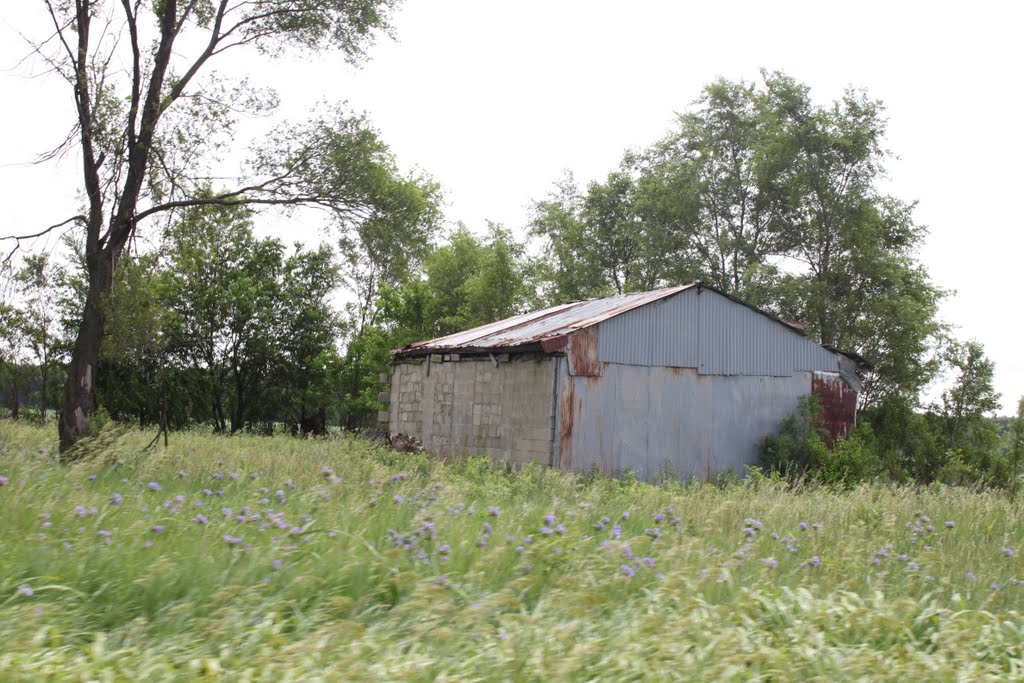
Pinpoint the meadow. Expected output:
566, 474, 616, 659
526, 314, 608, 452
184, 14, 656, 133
2, 421, 1024, 681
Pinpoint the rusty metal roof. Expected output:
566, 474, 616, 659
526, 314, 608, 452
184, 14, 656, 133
395, 284, 695, 355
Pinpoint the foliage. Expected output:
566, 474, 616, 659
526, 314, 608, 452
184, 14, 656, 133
3, 0, 422, 450
384, 224, 535, 339
759, 395, 830, 477
531, 71, 946, 406
0, 256, 67, 420
6, 422, 1024, 679
814, 422, 884, 488
1011, 398, 1024, 498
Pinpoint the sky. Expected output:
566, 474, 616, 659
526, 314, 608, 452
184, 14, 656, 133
1, 1, 1022, 412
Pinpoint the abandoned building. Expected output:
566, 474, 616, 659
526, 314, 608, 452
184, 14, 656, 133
382, 283, 865, 481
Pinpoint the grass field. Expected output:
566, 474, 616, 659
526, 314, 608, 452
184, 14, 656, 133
2, 421, 1024, 681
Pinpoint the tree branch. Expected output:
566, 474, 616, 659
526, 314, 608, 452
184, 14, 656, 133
120, 0, 142, 149
0, 216, 87, 264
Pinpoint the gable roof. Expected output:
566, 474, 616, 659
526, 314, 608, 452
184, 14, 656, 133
395, 284, 693, 356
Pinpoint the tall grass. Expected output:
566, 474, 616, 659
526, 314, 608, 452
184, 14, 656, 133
2, 421, 1024, 681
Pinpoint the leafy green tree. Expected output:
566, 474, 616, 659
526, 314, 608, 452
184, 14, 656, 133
12, 255, 66, 420
932, 341, 1003, 482
161, 202, 284, 433
529, 173, 615, 304
0, 0, 424, 452
382, 224, 535, 339
275, 244, 343, 435
1011, 397, 1024, 497
533, 71, 946, 407
0, 263, 30, 419
637, 73, 803, 303
337, 325, 393, 430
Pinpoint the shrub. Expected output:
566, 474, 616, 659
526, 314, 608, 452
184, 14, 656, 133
759, 395, 829, 477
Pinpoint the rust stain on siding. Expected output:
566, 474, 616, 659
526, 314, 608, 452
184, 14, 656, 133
541, 334, 569, 353
568, 327, 602, 377
812, 373, 857, 444
558, 379, 575, 469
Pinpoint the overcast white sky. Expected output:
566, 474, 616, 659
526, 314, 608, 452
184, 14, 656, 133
1, 1, 1022, 412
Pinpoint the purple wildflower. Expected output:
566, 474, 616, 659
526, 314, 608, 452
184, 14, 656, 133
540, 526, 554, 536
967, 571, 977, 581
151, 525, 165, 533
808, 555, 822, 567
622, 511, 630, 520
486, 506, 501, 517
612, 524, 622, 539
907, 561, 919, 571
97, 530, 112, 544
992, 582, 1001, 591
147, 482, 162, 492
224, 535, 243, 545
799, 521, 808, 531
945, 521, 955, 529
0, 475, 8, 486
621, 565, 636, 578
641, 556, 656, 568
1001, 547, 1016, 558
654, 513, 664, 523
17, 585, 33, 597
760, 557, 778, 569
394, 494, 404, 504
544, 514, 556, 526
88, 474, 97, 481
193, 514, 208, 524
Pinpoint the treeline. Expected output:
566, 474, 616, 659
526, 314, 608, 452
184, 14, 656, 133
1, 71, 1020, 487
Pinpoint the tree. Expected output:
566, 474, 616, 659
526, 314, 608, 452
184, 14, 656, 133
275, 243, 343, 435
14, 254, 68, 421
530, 171, 662, 305
161, 202, 284, 434
532, 71, 946, 407
0, 263, 30, 419
1, 0, 438, 452
636, 73, 803, 303
935, 340, 1002, 454
1011, 397, 1024, 498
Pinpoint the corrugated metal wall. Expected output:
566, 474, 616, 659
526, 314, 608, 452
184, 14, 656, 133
553, 361, 813, 481
598, 287, 841, 376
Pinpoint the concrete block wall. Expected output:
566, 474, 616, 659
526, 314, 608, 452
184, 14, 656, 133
390, 354, 557, 465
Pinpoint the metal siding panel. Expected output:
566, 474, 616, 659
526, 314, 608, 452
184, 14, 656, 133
555, 362, 818, 482
648, 367, 707, 480
697, 288, 840, 376
705, 373, 810, 475
598, 288, 701, 368
614, 365, 651, 478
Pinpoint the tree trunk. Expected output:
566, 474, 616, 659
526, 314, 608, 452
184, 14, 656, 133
58, 252, 114, 453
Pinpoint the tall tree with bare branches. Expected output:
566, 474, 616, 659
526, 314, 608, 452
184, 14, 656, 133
3, 1, 439, 452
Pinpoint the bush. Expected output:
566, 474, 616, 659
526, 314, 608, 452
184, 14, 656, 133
762, 397, 882, 488
815, 422, 883, 488
759, 395, 829, 477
